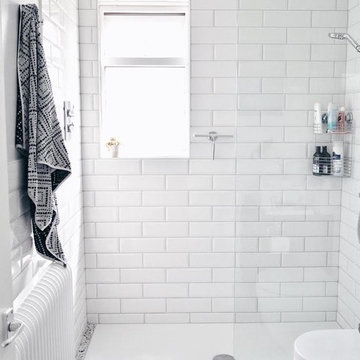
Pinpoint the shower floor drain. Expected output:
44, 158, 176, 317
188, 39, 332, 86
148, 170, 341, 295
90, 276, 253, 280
213, 355, 235, 360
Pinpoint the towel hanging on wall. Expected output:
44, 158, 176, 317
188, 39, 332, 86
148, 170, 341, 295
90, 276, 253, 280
16, 4, 71, 265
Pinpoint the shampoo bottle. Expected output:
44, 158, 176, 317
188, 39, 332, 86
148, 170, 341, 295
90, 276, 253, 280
327, 103, 338, 131
321, 146, 331, 176
333, 141, 344, 177
338, 107, 346, 132
312, 146, 321, 176
314, 103, 322, 134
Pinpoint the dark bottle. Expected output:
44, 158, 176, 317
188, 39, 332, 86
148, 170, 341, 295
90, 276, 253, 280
313, 146, 321, 176
321, 146, 331, 176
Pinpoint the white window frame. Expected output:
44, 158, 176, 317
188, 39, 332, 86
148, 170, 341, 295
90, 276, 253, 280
98, 2, 190, 159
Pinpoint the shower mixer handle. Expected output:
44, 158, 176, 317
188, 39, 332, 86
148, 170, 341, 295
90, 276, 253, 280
194, 131, 233, 141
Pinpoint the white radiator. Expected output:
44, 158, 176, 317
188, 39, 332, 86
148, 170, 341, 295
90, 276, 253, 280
14, 263, 74, 360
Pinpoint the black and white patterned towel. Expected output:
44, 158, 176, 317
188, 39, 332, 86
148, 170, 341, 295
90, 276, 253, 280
16, 4, 71, 265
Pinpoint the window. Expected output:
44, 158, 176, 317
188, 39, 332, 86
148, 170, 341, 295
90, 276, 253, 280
99, 4, 190, 158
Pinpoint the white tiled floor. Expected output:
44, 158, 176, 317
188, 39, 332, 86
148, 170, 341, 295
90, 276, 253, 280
85, 322, 339, 360
85, 324, 234, 360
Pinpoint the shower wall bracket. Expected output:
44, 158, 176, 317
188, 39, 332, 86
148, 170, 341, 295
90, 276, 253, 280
63, 101, 75, 140
194, 131, 233, 160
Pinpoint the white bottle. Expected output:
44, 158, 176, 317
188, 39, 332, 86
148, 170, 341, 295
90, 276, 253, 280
327, 103, 338, 131
332, 141, 344, 177
314, 103, 322, 134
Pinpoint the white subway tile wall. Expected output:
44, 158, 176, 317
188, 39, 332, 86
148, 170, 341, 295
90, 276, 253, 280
337, 0, 360, 329
8, 0, 87, 350
80, 0, 347, 324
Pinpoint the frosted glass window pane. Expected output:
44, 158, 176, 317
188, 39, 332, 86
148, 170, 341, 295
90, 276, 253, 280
103, 67, 189, 158
103, 14, 186, 58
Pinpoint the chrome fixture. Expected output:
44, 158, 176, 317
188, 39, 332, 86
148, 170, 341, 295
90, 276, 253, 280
1, 308, 24, 348
213, 355, 236, 360
329, 32, 360, 53
194, 131, 233, 160
358, 212, 360, 245
63, 101, 75, 140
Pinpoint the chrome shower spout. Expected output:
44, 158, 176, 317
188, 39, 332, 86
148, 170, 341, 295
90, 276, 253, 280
329, 32, 360, 53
